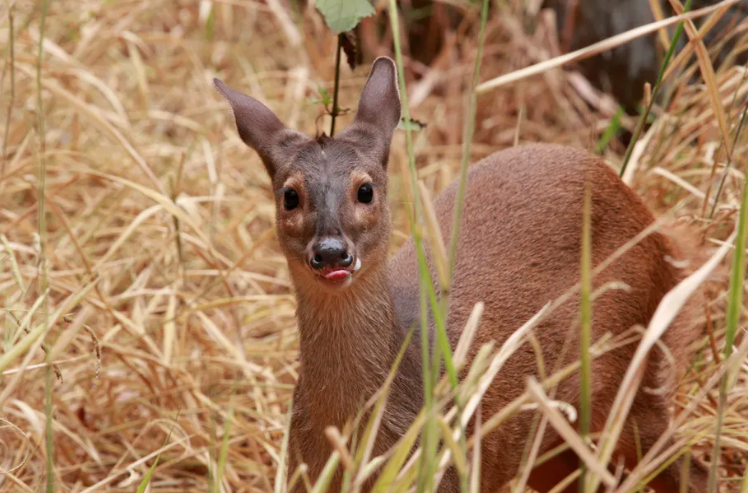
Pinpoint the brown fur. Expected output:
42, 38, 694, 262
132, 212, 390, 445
215, 57, 708, 493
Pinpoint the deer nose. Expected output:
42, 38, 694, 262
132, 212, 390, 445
310, 238, 353, 270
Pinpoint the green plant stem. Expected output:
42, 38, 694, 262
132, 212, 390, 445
36, 0, 52, 490
330, 34, 343, 137
579, 182, 592, 493
418, 276, 437, 493
618, 0, 693, 178
596, 107, 624, 154
446, 3, 490, 491
450, 0, 490, 278
386, 3, 449, 490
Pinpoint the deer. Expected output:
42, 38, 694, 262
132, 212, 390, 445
214, 57, 709, 493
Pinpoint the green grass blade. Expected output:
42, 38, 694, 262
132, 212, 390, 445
708, 135, 748, 492
385, 0, 465, 407
36, 0, 52, 490
445, 3, 489, 487
353, 329, 414, 469
311, 452, 341, 493
136, 417, 179, 493
596, 107, 624, 154
450, 0, 490, 276
437, 416, 467, 477
619, 0, 693, 178
370, 412, 426, 493
418, 278, 437, 492
275, 398, 294, 493
385, 3, 444, 490
213, 395, 235, 493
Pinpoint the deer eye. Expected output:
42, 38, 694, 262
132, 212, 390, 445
357, 183, 374, 204
283, 189, 299, 210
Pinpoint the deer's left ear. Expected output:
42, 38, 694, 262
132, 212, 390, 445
339, 57, 402, 167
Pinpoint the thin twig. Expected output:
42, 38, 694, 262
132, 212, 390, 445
709, 101, 748, 219
329, 34, 343, 137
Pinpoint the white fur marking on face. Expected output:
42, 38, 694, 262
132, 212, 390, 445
353, 257, 362, 272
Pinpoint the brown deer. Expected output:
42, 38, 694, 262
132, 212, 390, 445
215, 57, 709, 492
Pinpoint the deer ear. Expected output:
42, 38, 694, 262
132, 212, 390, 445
339, 57, 401, 167
214, 78, 289, 176
353, 57, 401, 133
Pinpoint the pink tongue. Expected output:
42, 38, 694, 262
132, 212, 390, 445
325, 270, 350, 280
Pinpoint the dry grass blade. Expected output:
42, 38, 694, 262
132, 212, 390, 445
47, 305, 94, 362
470, 408, 482, 493
661, 5, 734, 82
614, 332, 748, 493
453, 302, 484, 369
2, 1, 747, 491
526, 377, 615, 487
418, 180, 450, 291
79, 434, 192, 493
274, 400, 294, 493
588, 230, 737, 492
1, 234, 25, 294
14, 64, 165, 195
667, 0, 733, 159
162, 292, 177, 366
460, 302, 551, 429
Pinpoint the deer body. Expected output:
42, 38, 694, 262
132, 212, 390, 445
216, 58, 708, 493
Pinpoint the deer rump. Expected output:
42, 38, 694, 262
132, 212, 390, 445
388, 144, 707, 492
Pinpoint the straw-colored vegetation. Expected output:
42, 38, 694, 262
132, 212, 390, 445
1, 0, 747, 491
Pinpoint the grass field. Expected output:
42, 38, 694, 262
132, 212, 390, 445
1, 0, 747, 491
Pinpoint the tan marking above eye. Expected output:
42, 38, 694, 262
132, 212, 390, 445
282, 174, 305, 195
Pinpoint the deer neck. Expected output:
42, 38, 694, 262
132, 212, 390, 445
293, 263, 411, 425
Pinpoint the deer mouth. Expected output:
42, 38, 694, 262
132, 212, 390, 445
316, 257, 362, 285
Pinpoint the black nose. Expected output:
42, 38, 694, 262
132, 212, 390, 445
310, 238, 353, 270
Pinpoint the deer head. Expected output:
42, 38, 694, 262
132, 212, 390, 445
215, 57, 402, 292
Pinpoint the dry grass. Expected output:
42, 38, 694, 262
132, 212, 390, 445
1, 0, 747, 491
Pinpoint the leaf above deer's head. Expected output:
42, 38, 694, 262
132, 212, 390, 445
215, 57, 402, 293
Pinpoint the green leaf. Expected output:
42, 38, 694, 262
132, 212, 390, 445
136, 416, 180, 493
204, 5, 215, 41
398, 117, 426, 131
319, 87, 332, 106
596, 107, 624, 154
316, 0, 374, 34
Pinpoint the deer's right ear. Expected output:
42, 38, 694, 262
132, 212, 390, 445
214, 78, 288, 176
